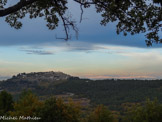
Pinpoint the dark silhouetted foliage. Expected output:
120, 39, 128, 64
0, 0, 161, 45
0, 91, 13, 115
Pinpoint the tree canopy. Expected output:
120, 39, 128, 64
0, 91, 162, 122
0, 0, 161, 46
87, 105, 114, 122
37, 97, 81, 122
0, 91, 13, 115
123, 99, 162, 122
9, 91, 42, 120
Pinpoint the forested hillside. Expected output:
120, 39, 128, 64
0, 72, 162, 111
47, 78, 162, 110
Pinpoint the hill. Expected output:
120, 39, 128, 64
7, 71, 71, 82
0, 72, 162, 110
0, 71, 74, 96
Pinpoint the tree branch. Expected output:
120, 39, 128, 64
59, 15, 70, 41
80, 4, 83, 23
53, 0, 78, 41
0, 0, 38, 17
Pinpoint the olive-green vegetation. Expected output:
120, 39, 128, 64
0, 91, 13, 116
0, 91, 162, 122
86, 105, 114, 122
36, 97, 81, 122
0, 0, 161, 45
0, 78, 162, 111
48, 78, 162, 110
123, 99, 162, 122
9, 91, 42, 121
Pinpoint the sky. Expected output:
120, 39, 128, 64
0, 0, 162, 80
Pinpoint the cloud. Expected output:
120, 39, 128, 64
18, 41, 133, 55
21, 49, 54, 55
30, 41, 106, 53
117, 49, 162, 73
62, 41, 106, 51
121, 51, 162, 62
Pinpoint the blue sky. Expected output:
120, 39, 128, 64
0, 0, 162, 80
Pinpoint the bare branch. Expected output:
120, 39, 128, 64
59, 15, 70, 41
80, 4, 84, 23
52, 0, 78, 40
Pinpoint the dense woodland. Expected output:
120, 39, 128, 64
0, 76, 162, 111
50, 78, 162, 109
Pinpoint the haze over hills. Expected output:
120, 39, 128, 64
0, 71, 162, 110
0, 76, 10, 81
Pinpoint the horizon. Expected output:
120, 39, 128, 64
0, 71, 162, 81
